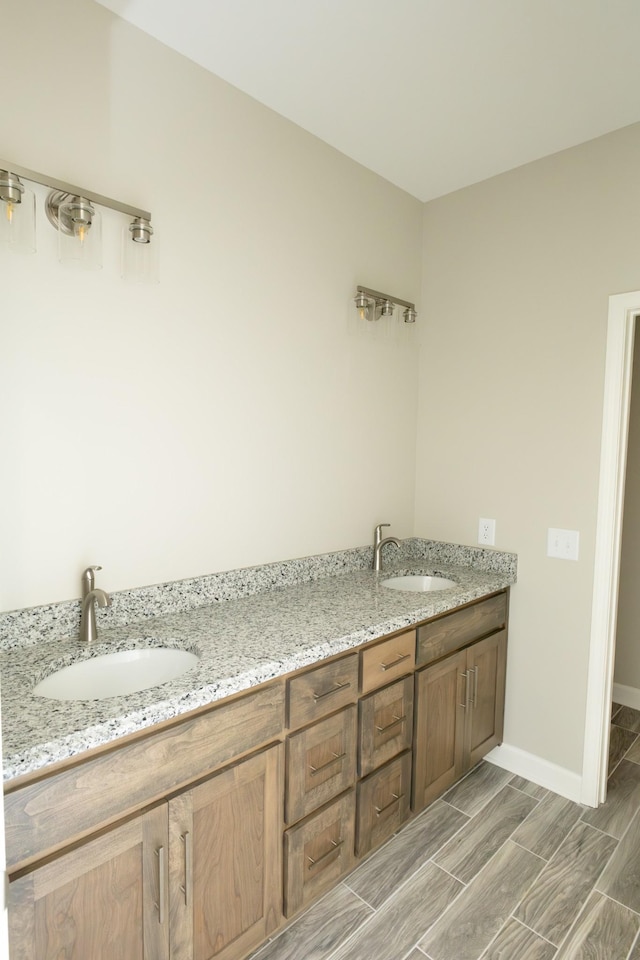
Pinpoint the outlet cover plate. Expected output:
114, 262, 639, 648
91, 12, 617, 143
478, 518, 496, 546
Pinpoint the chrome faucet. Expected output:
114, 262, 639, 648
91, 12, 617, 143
80, 565, 111, 645
372, 523, 401, 572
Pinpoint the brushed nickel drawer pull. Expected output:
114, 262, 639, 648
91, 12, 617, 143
459, 671, 469, 709
375, 793, 402, 816
154, 846, 168, 925
375, 714, 405, 734
309, 751, 346, 776
312, 680, 351, 702
380, 652, 410, 671
180, 831, 192, 907
307, 838, 344, 870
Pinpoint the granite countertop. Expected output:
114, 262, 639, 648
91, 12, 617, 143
0, 540, 516, 784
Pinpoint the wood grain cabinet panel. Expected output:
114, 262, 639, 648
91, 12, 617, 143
359, 675, 414, 778
283, 791, 355, 918
413, 629, 507, 813
356, 751, 411, 857
286, 706, 357, 824
8, 804, 169, 960
287, 655, 358, 730
360, 630, 416, 694
169, 744, 282, 960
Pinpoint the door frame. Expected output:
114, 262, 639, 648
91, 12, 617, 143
582, 291, 639, 805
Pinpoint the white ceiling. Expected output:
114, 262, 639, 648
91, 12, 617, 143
95, 0, 640, 201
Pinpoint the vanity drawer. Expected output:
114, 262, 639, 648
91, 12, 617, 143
287, 653, 358, 729
359, 675, 413, 778
417, 593, 507, 666
286, 706, 357, 824
356, 751, 411, 857
360, 629, 416, 694
284, 790, 355, 917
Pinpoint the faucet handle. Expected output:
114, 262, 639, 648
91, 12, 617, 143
81, 565, 102, 598
374, 523, 390, 544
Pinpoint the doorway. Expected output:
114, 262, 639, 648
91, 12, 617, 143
582, 292, 639, 806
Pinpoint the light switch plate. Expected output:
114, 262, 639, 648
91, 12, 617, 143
547, 528, 580, 561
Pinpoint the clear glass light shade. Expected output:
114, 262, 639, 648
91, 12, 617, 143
0, 186, 36, 254
122, 220, 158, 283
57, 198, 102, 269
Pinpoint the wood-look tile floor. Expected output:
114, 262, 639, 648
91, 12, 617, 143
250, 704, 640, 960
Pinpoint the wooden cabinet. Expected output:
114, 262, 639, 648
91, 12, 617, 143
413, 629, 507, 812
6, 588, 509, 960
9, 744, 283, 960
9, 804, 169, 960
169, 745, 282, 960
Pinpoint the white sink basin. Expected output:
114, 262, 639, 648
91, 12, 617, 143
381, 575, 457, 592
33, 647, 200, 701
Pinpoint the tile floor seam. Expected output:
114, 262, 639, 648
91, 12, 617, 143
625, 927, 640, 960
594, 889, 640, 920
340, 880, 379, 911
577, 811, 622, 841
441, 778, 513, 820
506, 912, 562, 949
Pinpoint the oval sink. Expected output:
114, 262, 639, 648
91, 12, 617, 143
33, 647, 199, 701
381, 575, 457, 592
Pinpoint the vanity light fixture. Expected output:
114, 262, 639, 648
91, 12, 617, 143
354, 285, 418, 324
0, 158, 156, 280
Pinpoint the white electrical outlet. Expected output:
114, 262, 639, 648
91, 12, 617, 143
478, 518, 496, 546
548, 528, 580, 561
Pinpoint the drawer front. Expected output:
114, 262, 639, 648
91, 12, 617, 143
286, 706, 357, 824
284, 790, 355, 918
417, 593, 507, 666
356, 752, 411, 857
287, 653, 359, 730
4, 682, 285, 870
359, 676, 414, 778
361, 629, 416, 694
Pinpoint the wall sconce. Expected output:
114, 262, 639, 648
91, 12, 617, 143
353, 285, 418, 324
0, 170, 35, 254
0, 158, 156, 281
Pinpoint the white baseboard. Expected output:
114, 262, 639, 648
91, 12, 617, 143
486, 743, 584, 804
612, 682, 640, 711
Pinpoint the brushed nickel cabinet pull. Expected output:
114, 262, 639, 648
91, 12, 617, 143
469, 666, 479, 707
312, 680, 351, 702
380, 652, 410, 671
179, 831, 192, 907
459, 671, 469, 709
154, 846, 168, 924
309, 751, 346, 776
375, 793, 402, 816
375, 714, 405, 734
307, 838, 344, 870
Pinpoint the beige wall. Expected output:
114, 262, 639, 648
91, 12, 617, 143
615, 331, 640, 689
1, 0, 423, 610
418, 123, 640, 774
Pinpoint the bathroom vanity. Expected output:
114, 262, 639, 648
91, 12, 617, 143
0, 540, 515, 960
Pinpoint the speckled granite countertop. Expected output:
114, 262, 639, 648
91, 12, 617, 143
0, 539, 516, 783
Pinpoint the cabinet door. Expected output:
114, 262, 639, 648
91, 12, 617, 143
8, 804, 169, 960
412, 649, 467, 812
168, 744, 282, 960
465, 629, 507, 768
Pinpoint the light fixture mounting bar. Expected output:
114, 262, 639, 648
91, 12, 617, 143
356, 285, 415, 311
0, 158, 151, 222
